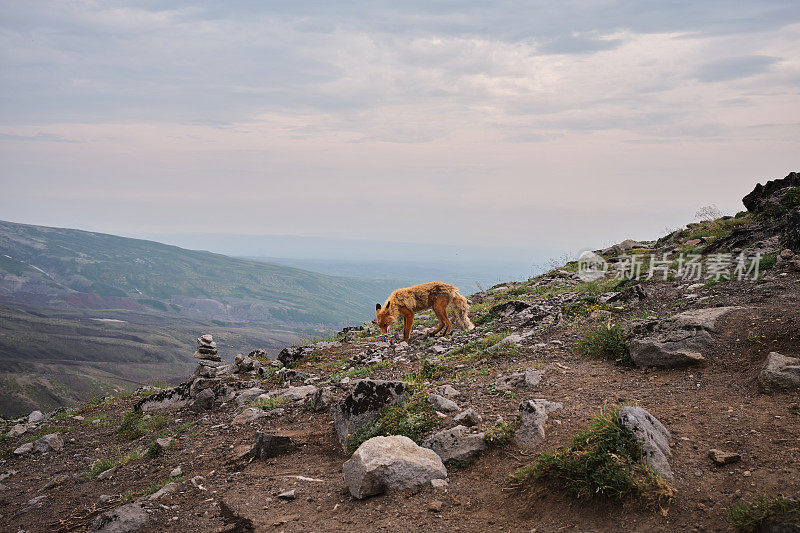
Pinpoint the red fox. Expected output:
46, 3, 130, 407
374, 281, 475, 342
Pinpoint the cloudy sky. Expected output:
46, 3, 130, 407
1, 1, 798, 260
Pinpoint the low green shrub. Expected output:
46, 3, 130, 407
760, 253, 777, 272
517, 406, 673, 502
484, 419, 517, 446
727, 495, 800, 532
574, 324, 631, 365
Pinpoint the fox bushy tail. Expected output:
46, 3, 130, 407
451, 290, 475, 331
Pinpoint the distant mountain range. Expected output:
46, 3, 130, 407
0, 220, 400, 325
0, 219, 401, 417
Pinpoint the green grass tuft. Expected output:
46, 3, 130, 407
484, 419, 517, 446
517, 405, 673, 502
117, 409, 169, 440
760, 253, 777, 272
574, 324, 631, 365
727, 495, 800, 532
250, 396, 288, 410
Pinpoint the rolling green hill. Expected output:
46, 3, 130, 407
0, 220, 398, 417
0, 219, 397, 325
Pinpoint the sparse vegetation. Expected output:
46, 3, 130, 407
117, 409, 169, 440
516, 405, 673, 502
251, 396, 288, 410
483, 419, 517, 446
346, 385, 439, 452
727, 495, 800, 532
760, 253, 777, 271
781, 187, 800, 210
574, 324, 631, 365
122, 476, 183, 502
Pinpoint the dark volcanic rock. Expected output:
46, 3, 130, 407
278, 345, 309, 368
489, 300, 532, 317
331, 379, 406, 452
743, 172, 800, 212
251, 433, 294, 460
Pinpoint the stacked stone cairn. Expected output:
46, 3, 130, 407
194, 334, 222, 378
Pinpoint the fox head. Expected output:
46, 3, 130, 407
374, 302, 395, 334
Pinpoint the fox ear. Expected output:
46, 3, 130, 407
376, 303, 381, 311
385, 301, 390, 308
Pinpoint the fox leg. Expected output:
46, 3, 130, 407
434, 297, 452, 336
400, 307, 415, 342
428, 304, 447, 336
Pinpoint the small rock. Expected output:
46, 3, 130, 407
27, 411, 44, 424
155, 437, 173, 451
96, 467, 117, 480
428, 500, 443, 512
759, 352, 800, 390
232, 407, 269, 425
7, 424, 29, 438
515, 399, 562, 448
90, 503, 148, 532
251, 433, 294, 460
453, 409, 482, 427
422, 425, 486, 462
428, 394, 459, 413
192, 388, 215, 411
148, 482, 178, 500
13, 442, 33, 455
277, 489, 296, 500
169, 466, 182, 478
439, 385, 460, 398
34, 432, 64, 453
495, 370, 542, 391
709, 449, 741, 466
430, 478, 448, 489
309, 387, 335, 411
269, 385, 319, 402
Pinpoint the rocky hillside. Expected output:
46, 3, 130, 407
1, 173, 799, 532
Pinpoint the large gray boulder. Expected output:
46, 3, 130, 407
759, 352, 800, 390
626, 307, 737, 368
617, 406, 673, 479
514, 399, 562, 448
331, 379, 406, 452
343, 435, 447, 499
91, 503, 148, 532
422, 425, 486, 463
